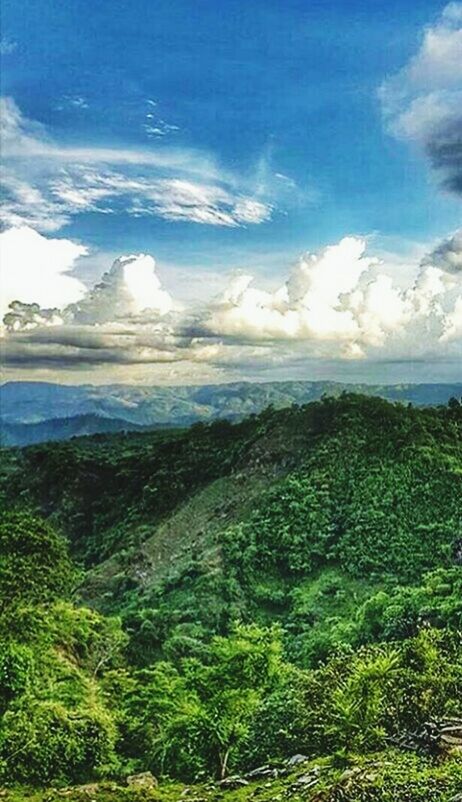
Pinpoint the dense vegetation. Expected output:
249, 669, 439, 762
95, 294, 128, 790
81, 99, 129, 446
1, 394, 462, 800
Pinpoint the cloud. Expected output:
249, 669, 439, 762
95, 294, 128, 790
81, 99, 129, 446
426, 114, 462, 194
1, 236, 188, 369
380, 3, 462, 196
442, 296, 462, 341
2, 317, 220, 371
2, 327, 185, 366
62, 96, 89, 110
1, 96, 274, 231
3, 301, 64, 332
0, 98, 214, 173
68, 254, 175, 324
142, 99, 180, 139
202, 238, 379, 350
2, 229, 461, 379
0, 227, 87, 318
421, 228, 462, 272
143, 123, 180, 137
44, 171, 272, 228
54, 96, 90, 112
0, 231, 177, 333
1, 168, 71, 232
200, 235, 462, 361
0, 37, 17, 55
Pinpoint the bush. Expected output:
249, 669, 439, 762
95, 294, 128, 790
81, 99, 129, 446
0, 699, 118, 784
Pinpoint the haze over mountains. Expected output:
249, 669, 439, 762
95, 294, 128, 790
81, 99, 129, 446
1, 380, 462, 446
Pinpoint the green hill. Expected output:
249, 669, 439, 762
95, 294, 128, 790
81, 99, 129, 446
1, 394, 462, 800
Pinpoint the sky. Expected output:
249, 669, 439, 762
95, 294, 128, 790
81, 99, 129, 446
0, 0, 461, 385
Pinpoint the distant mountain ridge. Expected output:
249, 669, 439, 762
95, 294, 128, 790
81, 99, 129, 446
0, 413, 149, 447
1, 379, 462, 446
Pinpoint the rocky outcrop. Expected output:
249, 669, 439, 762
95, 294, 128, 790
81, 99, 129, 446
389, 718, 462, 755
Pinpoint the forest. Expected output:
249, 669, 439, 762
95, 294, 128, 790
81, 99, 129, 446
1, 393, 462, 801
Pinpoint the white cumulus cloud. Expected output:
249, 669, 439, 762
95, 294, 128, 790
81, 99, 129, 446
201, 235, 462, 361
0, 226, 87, 319
203, 238, 378, 351
68, 254, 175, 324
2, 230, 461, 381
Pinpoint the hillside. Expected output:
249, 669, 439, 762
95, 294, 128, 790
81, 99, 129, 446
2, 379, 462, 446
1, 394, 462, 800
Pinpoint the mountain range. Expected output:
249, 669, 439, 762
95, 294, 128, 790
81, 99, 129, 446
1, 379, 462, 446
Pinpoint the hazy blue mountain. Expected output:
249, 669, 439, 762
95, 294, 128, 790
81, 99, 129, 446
1, 379, 461, 446
0, 414, 149, 447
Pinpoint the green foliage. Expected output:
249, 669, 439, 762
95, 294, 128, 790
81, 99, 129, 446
0, 511, 74, 610
0, 699, 117, 784
2, 418, 259, 565
224, 472, 335, 575
222, 443, 461, 588
356, 568, 462, 641
1, 395, 462, 795
0, 599, 126, 784
108, 624, 282, 781
241, 628, 462, 768
0, 642, 34, 713
326, 648, 401, 752
320, 752, 462, 802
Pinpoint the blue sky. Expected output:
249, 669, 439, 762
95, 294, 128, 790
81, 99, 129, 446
2, 0, 459, 262
1, 0, 461, 384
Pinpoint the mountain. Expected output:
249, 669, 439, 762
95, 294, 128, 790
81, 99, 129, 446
5, 393, 461, 623
1, 394, 462, 800
1, 379, 462, 446
0, 413, 151, 446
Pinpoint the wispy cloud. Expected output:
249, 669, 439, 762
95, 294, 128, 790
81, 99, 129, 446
0, 96, 275, 231
47, 171, 272, 227
55, 95, 90, 111
0, 37, 17, 56
1, 169, 71, 232
143, 122, 180, 138
143, 98, 180, 138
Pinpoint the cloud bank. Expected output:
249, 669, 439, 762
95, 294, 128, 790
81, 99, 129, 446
380, 2, 462, 196
2, 226, 461, 382
201, 235, 462, 361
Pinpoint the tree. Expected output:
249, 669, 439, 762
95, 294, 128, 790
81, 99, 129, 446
181, 624, 282, 778
327, 648, 400, 752
113, 624, 283, 780
0, 511, 74, 612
